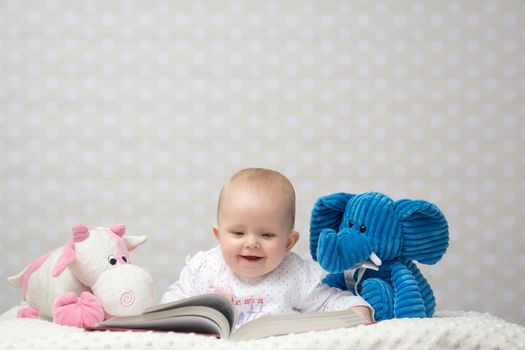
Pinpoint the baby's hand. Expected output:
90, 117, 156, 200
350, 305, 374, 323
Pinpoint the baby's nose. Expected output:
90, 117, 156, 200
244, 234, 260, 248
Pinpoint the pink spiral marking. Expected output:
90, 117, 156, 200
120, 291, 136, 307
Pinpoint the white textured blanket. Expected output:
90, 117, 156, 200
0, 310, 523, 350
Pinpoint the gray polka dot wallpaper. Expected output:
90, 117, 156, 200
1, 0, 524, 324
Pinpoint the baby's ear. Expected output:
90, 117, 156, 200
213, 226, 220, 240
286, 231, 300, 251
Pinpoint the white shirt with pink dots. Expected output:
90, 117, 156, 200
161, 246, 372, 329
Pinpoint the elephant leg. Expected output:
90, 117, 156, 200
360, 278, 394, 321
391, 262, 426, 318
405, 260, 435, 317
322, 272, 346, 290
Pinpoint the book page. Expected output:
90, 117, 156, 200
230, 309, 367, 341
144, 293, 236, 329
97, 315, 223, 336
98, 306, 231, 337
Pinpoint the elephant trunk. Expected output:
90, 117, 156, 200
317, 228, 376, 273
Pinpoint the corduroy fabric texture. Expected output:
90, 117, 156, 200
309, 192, 449, 321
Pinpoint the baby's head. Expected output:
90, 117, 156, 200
214, 168, 299, 279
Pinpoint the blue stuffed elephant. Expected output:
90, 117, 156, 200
310, 192, 449, 321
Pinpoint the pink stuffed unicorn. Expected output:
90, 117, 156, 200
7, 223, 156, 327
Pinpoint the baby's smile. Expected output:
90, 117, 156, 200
240, 255, 263, 262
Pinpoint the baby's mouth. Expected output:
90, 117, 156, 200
241, 255, 262, 262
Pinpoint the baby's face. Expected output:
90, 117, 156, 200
214, 184, 297, 279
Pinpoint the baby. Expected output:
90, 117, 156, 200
161, 168, 373, 327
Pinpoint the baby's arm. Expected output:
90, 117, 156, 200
161, 280, 187, 304
301, 282, 375, 322
349, 305, 374, 323
160, 251, 207, 304
297, 258, 374, 322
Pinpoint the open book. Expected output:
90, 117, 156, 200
90, 293, 370, 341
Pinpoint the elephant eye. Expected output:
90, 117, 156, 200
348, 220, 354, 228
108, 255, 118, 265
359, 225, 367, 233
122, 256, 128, 263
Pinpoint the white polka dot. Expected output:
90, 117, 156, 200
484, 278, 496, 290
410, 128, 425, 140
321, 165, 334, 178
8, 254, 21, 266
466, 290, 479, 303
430, 166, 443, 178
358, 165, 369, 178
483, 204, 497, 217
483, 254, 496, 266
503, 13, 517, 26
502, 290, 515, 303
338, 152, 350, 165
393, 165, 406, 178
357, 15, 369, 27
120, 203, 134, 216
410, 152, 425, 165
465, 264, 478, 278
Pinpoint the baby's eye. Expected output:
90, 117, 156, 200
261, 233, 275, 238
232, 231, 244, 236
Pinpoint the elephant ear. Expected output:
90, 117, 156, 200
395, 199, 449, 264
309, 192, 353, 261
